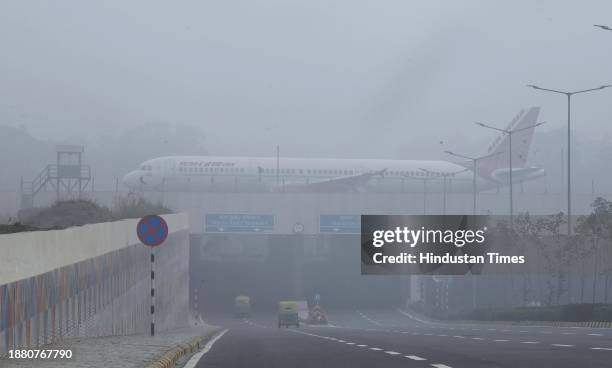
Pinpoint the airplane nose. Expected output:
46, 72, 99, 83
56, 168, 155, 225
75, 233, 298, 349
122, 171, 141, 189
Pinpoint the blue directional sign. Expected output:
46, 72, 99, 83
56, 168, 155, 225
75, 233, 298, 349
205, 214, 275, 233
319, 215, 361, 234
137, 215, 169, 247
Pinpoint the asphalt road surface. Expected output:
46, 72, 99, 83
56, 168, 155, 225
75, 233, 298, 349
195, 309, 612, 368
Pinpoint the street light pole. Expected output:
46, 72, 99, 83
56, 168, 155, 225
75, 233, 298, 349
419, 168, 468, 215
402, 174, 434, 215
475, 121, 545, 227
593, 24, 612, 31
444, 150, 502, 215
527, 84, 610, 235
276, 145, 280, 187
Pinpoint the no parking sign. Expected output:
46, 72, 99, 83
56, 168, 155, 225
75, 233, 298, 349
137, 215, 168, 247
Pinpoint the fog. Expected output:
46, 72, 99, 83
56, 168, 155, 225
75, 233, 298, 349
1, 1, 612, 209
3, 5, 612, 364
1, 1, 611, 160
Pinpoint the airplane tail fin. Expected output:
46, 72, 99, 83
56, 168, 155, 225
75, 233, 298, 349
456, 107, 541, 181
483, 106, 540, 169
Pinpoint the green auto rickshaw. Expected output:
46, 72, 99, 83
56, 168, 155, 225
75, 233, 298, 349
278, 301, 299, 328
234, 296, 251, 318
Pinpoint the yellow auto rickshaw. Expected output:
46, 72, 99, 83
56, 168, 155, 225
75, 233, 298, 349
278, 301, 299, 328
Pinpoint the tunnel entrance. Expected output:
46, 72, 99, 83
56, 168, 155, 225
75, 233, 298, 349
190, 234, 406, 315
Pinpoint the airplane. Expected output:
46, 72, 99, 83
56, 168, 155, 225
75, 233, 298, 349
122, 107, 545, 193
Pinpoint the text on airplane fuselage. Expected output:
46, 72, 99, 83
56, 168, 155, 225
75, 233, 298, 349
179, 161, 237, 167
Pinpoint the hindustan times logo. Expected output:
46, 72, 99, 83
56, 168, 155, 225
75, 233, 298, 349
371, 226, 487, 248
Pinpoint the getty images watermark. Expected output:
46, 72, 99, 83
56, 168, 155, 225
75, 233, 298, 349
361, 215, 529, 275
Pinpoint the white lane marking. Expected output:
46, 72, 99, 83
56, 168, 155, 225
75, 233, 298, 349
396, 308, 435, 325
357, 310, 383, 326
453, 335, 465, 339
520, 341, 540, 344
494, 339, 510, 342
591, 347, 612, 351
588, 333, 604, 336
357, 344, 368, 347
552, 344, 575, 347
471, 337, 485, 340
562, 332, 576, 335
183, 329, 229, 368
293, 326, 455, 368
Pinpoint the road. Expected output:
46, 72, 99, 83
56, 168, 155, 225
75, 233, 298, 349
195, 309, 612, 368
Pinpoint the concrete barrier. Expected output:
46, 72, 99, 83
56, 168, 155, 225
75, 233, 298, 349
0, 214, 190, 354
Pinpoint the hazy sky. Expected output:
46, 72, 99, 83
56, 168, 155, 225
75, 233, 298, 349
1, 0, 611, 160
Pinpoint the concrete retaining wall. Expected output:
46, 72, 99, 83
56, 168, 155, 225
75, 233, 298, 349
0, 214, 190, 354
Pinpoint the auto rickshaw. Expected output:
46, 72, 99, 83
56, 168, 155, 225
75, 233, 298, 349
234, 296, 251, 318
278, 301, 300, 328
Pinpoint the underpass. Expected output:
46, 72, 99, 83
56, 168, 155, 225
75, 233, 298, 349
191, 233, 405, 314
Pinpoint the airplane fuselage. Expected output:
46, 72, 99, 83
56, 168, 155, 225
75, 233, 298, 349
122, 156, 543, 193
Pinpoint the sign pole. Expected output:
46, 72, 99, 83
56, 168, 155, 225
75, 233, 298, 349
136, 214, 168, 338
150, 246, 155, 337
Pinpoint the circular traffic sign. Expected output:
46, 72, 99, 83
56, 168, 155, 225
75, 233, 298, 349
137, 215, 168, 247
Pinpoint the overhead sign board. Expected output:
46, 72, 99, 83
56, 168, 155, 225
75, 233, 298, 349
319, 215, 360, 234
205, 214, 275, 233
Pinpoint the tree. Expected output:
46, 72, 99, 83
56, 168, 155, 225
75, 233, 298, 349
536, 213, 569, 305
575, 198, 612, 303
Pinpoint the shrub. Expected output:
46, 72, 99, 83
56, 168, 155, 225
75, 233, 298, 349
12, 197, 173, 232
112, 195, 172, 220
465, 304, 611, 322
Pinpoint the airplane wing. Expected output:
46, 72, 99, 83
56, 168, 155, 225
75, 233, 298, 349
273, 169, 387, 192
